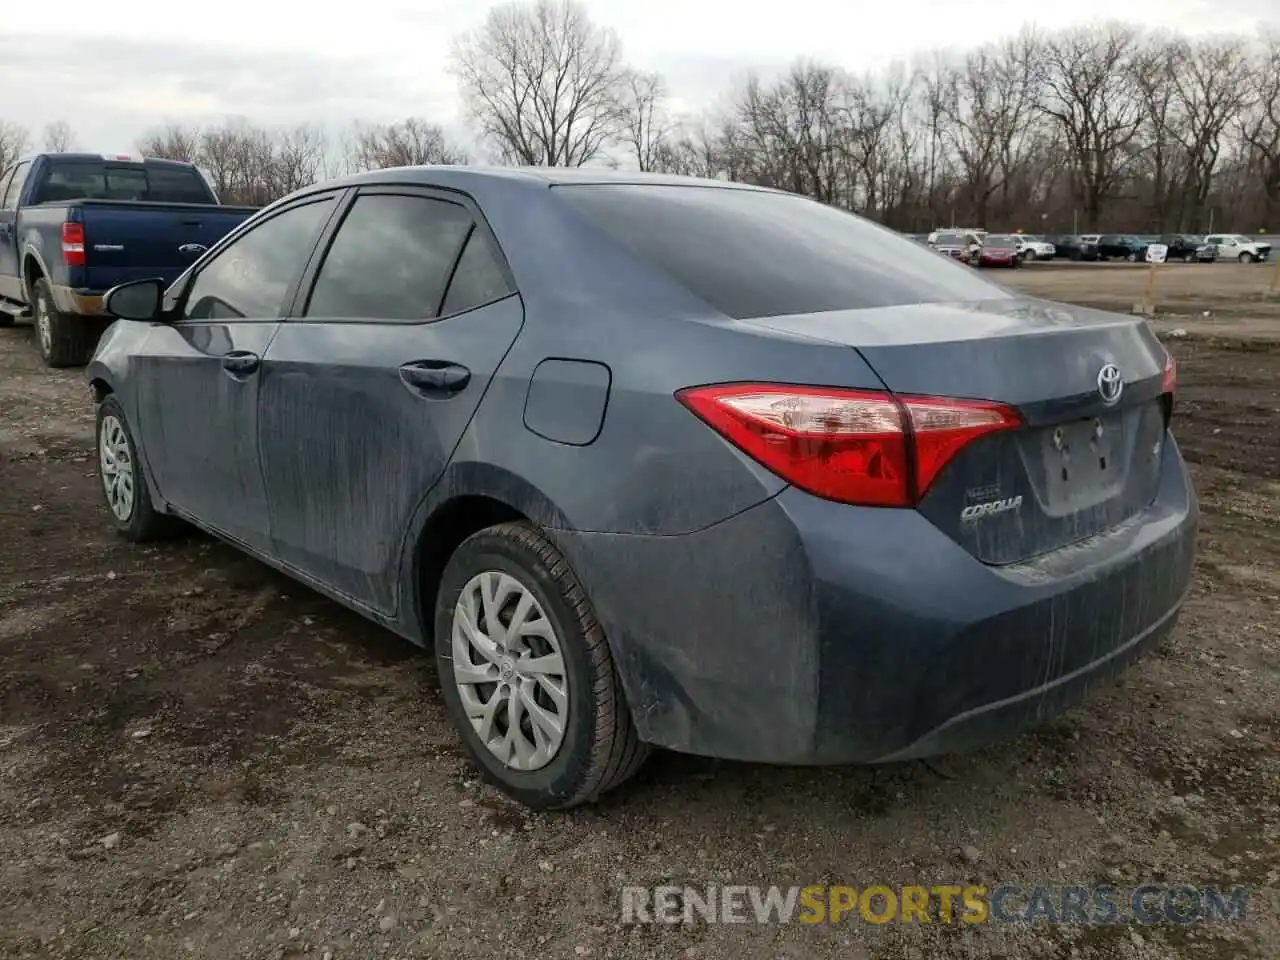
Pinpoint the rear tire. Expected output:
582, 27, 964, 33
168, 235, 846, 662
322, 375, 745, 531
433, 522, 648, 810
95, 396, 182, 541
0, 314, 13, 328
32, 278, 96, 368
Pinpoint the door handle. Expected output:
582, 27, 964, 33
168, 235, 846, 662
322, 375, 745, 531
222, 351, 261, 377
399, 360, 471, 397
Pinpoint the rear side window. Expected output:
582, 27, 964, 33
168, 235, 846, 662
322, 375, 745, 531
305, 194, 475, 321
1, 161, 30, 210
33, 160, 215, 204
554, 185, 1007, 320
440, 228, 513, 316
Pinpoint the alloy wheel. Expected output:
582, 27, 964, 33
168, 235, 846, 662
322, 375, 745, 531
451, 570, 568, 771
99, 415, 135, 521
36, 294, 52, 357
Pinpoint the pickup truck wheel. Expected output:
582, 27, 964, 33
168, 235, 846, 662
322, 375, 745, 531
32, 278, 96, 368
1237, 252, 1252, 264
95, 396, 182, 541
433, 522, 649, 810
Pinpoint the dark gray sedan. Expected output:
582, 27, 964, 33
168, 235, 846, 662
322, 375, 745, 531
88, 168, 1197, 809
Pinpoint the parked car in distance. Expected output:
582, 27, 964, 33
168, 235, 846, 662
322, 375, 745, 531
1045, 235, 1099, 261
1158, 235, 1216, 263
1012, 235, 1055, 261
0, 153, 258, 366
88, 168, 1195, 810
974, 234, 1021, 267
1096, 235, 1151, 262
1204, 234, 1272, 263
931, 231, 982, 263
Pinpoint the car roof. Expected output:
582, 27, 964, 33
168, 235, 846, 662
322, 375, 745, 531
297, 165, 773, 195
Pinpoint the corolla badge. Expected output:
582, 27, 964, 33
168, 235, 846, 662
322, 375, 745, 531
178, 243, 208, 256
1097, 363, 1123, 405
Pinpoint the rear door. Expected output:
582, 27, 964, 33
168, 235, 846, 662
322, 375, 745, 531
0, 161, 31, 302
258, 186, 522, 614
132, 193, 339, 551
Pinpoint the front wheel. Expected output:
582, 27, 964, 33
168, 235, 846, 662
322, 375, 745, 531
434, 522, 649, 810
1238, 252, 1252, 264
1184, 254, 1194, 263
1126, 252, 1138, 262
95, 396, 181, 541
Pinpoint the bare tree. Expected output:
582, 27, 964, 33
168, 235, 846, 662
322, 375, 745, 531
1239, 34, 1280, 228
1171, 37, 1252, 228
450, 0, 627, 166
350, 118, 468, 170
43, 120, 77, 152
137, 123, 202, 162
1035, 25, 1146, 230
0, 121, 28, 171
619, 69, 674, 171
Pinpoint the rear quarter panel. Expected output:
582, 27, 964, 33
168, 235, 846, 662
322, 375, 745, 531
427, 175, 892, 537
15, 204, 71, 290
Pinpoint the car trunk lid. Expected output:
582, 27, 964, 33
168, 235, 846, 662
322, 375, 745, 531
743, 298, 1172, 565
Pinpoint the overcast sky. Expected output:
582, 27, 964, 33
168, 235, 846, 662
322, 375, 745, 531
1, 0, 1275, 155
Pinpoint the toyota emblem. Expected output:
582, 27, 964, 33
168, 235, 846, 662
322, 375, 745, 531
1097, 363, 1123, 405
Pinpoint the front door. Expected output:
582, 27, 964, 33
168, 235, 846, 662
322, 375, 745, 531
132, 194, 339, 552
258, 187, 523, 614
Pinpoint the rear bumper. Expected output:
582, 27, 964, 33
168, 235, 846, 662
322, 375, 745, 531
50, 285, 105, 316
551, 434, 1198, 765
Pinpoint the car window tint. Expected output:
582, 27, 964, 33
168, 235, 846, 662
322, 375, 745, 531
1, 161, 30, 210
305, 194, 473, 321
185, 198, 334, 321
554, 184, 1005, 319
440, 228, 513, 316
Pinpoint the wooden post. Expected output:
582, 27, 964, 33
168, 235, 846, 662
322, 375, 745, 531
1138, 243, 1168, 315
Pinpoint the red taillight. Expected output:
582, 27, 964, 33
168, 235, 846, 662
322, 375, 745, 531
61, 222, 85, 266
1160, 349, 1177, 394
676, 383, 1022, 508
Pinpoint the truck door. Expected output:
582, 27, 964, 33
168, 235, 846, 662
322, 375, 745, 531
0, 160, 32, 303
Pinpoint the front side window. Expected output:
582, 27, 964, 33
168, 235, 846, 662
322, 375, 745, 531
305, 194, 475, 321
183, 198, 334, 321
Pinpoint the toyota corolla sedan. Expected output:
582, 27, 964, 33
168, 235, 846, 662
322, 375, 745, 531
87, 168, 1197, 810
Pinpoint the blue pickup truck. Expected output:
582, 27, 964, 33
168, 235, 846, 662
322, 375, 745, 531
0, 153, 257, 367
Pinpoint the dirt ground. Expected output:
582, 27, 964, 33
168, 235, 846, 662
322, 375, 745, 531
1, 264, 1277, 959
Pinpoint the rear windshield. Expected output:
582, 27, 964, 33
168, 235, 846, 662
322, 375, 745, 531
32, 160, 216, 205
985, 235, 1017, 246
553, 184, 1006, 319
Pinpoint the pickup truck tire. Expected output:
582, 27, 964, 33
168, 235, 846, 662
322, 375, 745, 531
1238, 252, 1253, 264
32, 278, 96, 368
95, 396, 182, 541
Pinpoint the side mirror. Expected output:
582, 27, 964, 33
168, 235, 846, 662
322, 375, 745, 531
103, 278, 166, 322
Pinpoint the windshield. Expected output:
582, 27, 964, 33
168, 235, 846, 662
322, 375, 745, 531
554, 184, 1008, 319
33, 160, 216, 205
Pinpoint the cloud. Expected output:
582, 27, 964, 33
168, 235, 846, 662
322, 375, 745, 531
0, 31, 461, 152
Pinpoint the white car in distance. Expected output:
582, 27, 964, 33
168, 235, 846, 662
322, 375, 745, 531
1204, 235, 1272, 263
1014, 236, 1056, 261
